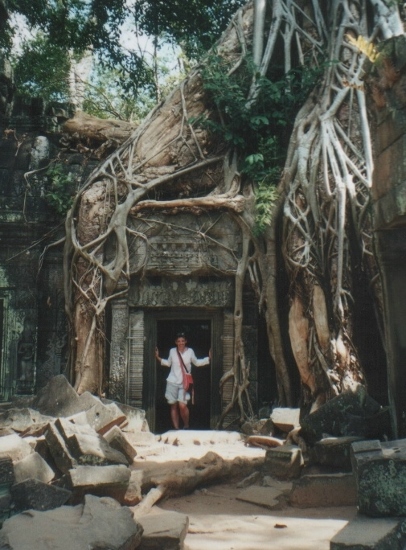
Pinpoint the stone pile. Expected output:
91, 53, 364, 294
0, 375, 188, 549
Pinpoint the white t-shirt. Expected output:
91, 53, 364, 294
161, 347, 210, 385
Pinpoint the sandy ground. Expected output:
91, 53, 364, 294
131, 430, 357, 550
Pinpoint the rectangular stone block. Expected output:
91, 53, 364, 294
14, 452, 55, 484
290, 473, 357, 508
270, 408, 300, 433
330, 514, 406, 549
263, 445, 303, 480
10, 478, 71, 513
67, 464, 131, 504
138, 511, 189, 550
103, 425, 137, 464
351, 438, 406, 516
309, 436, 364, 471
45, 423, 77, 474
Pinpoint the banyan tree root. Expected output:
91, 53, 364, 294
65, 0, 401, 418
132, 451, 264, 516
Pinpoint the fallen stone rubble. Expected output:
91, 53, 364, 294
0, 377, 405, 549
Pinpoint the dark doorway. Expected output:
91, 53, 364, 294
155, 319, 211, 433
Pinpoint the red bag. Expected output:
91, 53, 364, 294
177, 350, 194, 402
183, 371, 193, 392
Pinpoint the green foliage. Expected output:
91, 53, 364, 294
45, 164, 75, 216
3, 0, 244, 101
12, 34, 71, 102
196, 53, 323, 232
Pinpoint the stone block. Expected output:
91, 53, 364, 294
13, 452, 55, 484
351, 438, 406, 516
45, 422, 77, 474
263, 445, 303, 480
0, 434, 33, 463
236, 485, 285, 509
0, 494, 143, 550
31, 375, 81, 417
138, 510, 188, 550
300, 387, 388, 444
270, 408, 300, 433
103, 425, 137, 464
34, 437, 61, 477
55, 417, 128, 466
290, 473, 357, 508
0, 408, 52, 434
68, 433, 129, 466
309, 436, 364, 471
88, 402, 127, 435
330, 514, 406, 550
0, 457, 14, 485
123, 469, 143, 506
10, 478, 71, 513
103, 399, 148, 432
66, 464, 131, 504
13, 451, 53, 484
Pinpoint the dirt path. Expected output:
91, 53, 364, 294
159, 484, 356, 550
130, 430, 357, 549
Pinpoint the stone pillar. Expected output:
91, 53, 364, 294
367, 36, 406, 437
109, 298, 129, 403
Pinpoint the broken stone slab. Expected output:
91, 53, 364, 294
236, 485, 286, 509
289, 472, 357, 508
0, 408, 52, 434
0, 433, 34, 463
270, 408, 300, 433
241, 418, 275, 436
10, 478, 72, 513
65, 464, 131, 504
309, 436, 364, 471
44, 422, 77, 474
123, 469, 143, 506
0, 457, 14, 485
67, 433, 129, 466
54, 417, 129, 466
263, 445, 304, 480
300, 387, 390, 444
34, 436, 62, 477
31, 375, 82, 417
351, 438, 406, 516
102, 398, 148, 432
137, 510, 189, 550
236, 471, 261, 488
13, 452, 55, 484
103, 425, 137, 464
330, 514, 406, 550
68, 400, 127, 435
0, 494, 143, 550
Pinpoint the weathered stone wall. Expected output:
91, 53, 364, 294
368, 35, 406, 437
0, 59, 101, 398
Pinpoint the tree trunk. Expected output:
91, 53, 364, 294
65, 0, 401, 417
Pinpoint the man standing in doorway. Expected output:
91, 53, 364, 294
155, 332, 211, 429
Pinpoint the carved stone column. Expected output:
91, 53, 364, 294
109, 298, 129, 403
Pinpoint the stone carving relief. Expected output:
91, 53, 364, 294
129, 277, 234, 308
127, 211, 242, 276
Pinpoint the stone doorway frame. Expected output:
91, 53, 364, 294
142, 308, 223, 432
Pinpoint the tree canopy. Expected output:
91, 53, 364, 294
3, 0, 245, 116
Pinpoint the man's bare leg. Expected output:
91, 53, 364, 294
170, 404, 180, 429
178, 402, 189, 428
